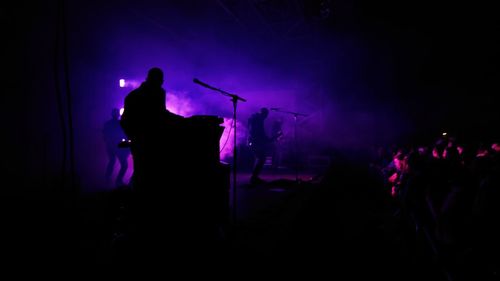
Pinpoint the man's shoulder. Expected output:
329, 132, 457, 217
124, 88, 143, 104
127, 88, 142, 96
126, 86, 164, 97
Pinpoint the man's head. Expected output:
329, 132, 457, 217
260, 107, 269, 118
146, 67, 164, 87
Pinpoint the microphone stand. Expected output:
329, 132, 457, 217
194, 80, 246, 223
271, 109, 308, 183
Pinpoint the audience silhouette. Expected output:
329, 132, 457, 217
103, 108, 130, 187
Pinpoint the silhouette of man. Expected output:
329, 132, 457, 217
103, 108, 130, 187
120, 67, 184, 190
248, 107, 271, 185
120, 68, 206, 257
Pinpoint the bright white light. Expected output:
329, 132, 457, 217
119, 108, 124, 116
119, 79, 125, 88
442, 132, 447, 136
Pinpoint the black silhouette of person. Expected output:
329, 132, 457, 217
119, 68, 213, 258
103, 108, 130, 187
120, 67, 184, 191
247, 107, 272, 185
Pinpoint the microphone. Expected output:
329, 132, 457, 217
193, 78, 247, 102
270, 108, 280, 111
193, 78, 216, 90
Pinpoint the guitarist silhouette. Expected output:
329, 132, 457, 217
247, 108, 282, 185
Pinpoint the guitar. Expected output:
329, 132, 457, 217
248, 130, 283, 149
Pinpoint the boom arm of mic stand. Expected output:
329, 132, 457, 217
212, 86, 246, 102
227, 93, 247, 102
196, 80, 247, 102
272, 108, 308, 117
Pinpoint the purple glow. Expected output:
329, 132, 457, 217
119, 155, 134, 188
165, 90, 197, 117
219, 118, 246, 161
119, 79, 125, 88
127, 80, 140, 88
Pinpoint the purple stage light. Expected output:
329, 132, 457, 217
119, 79, 125, 88
119, 108, 124, 116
